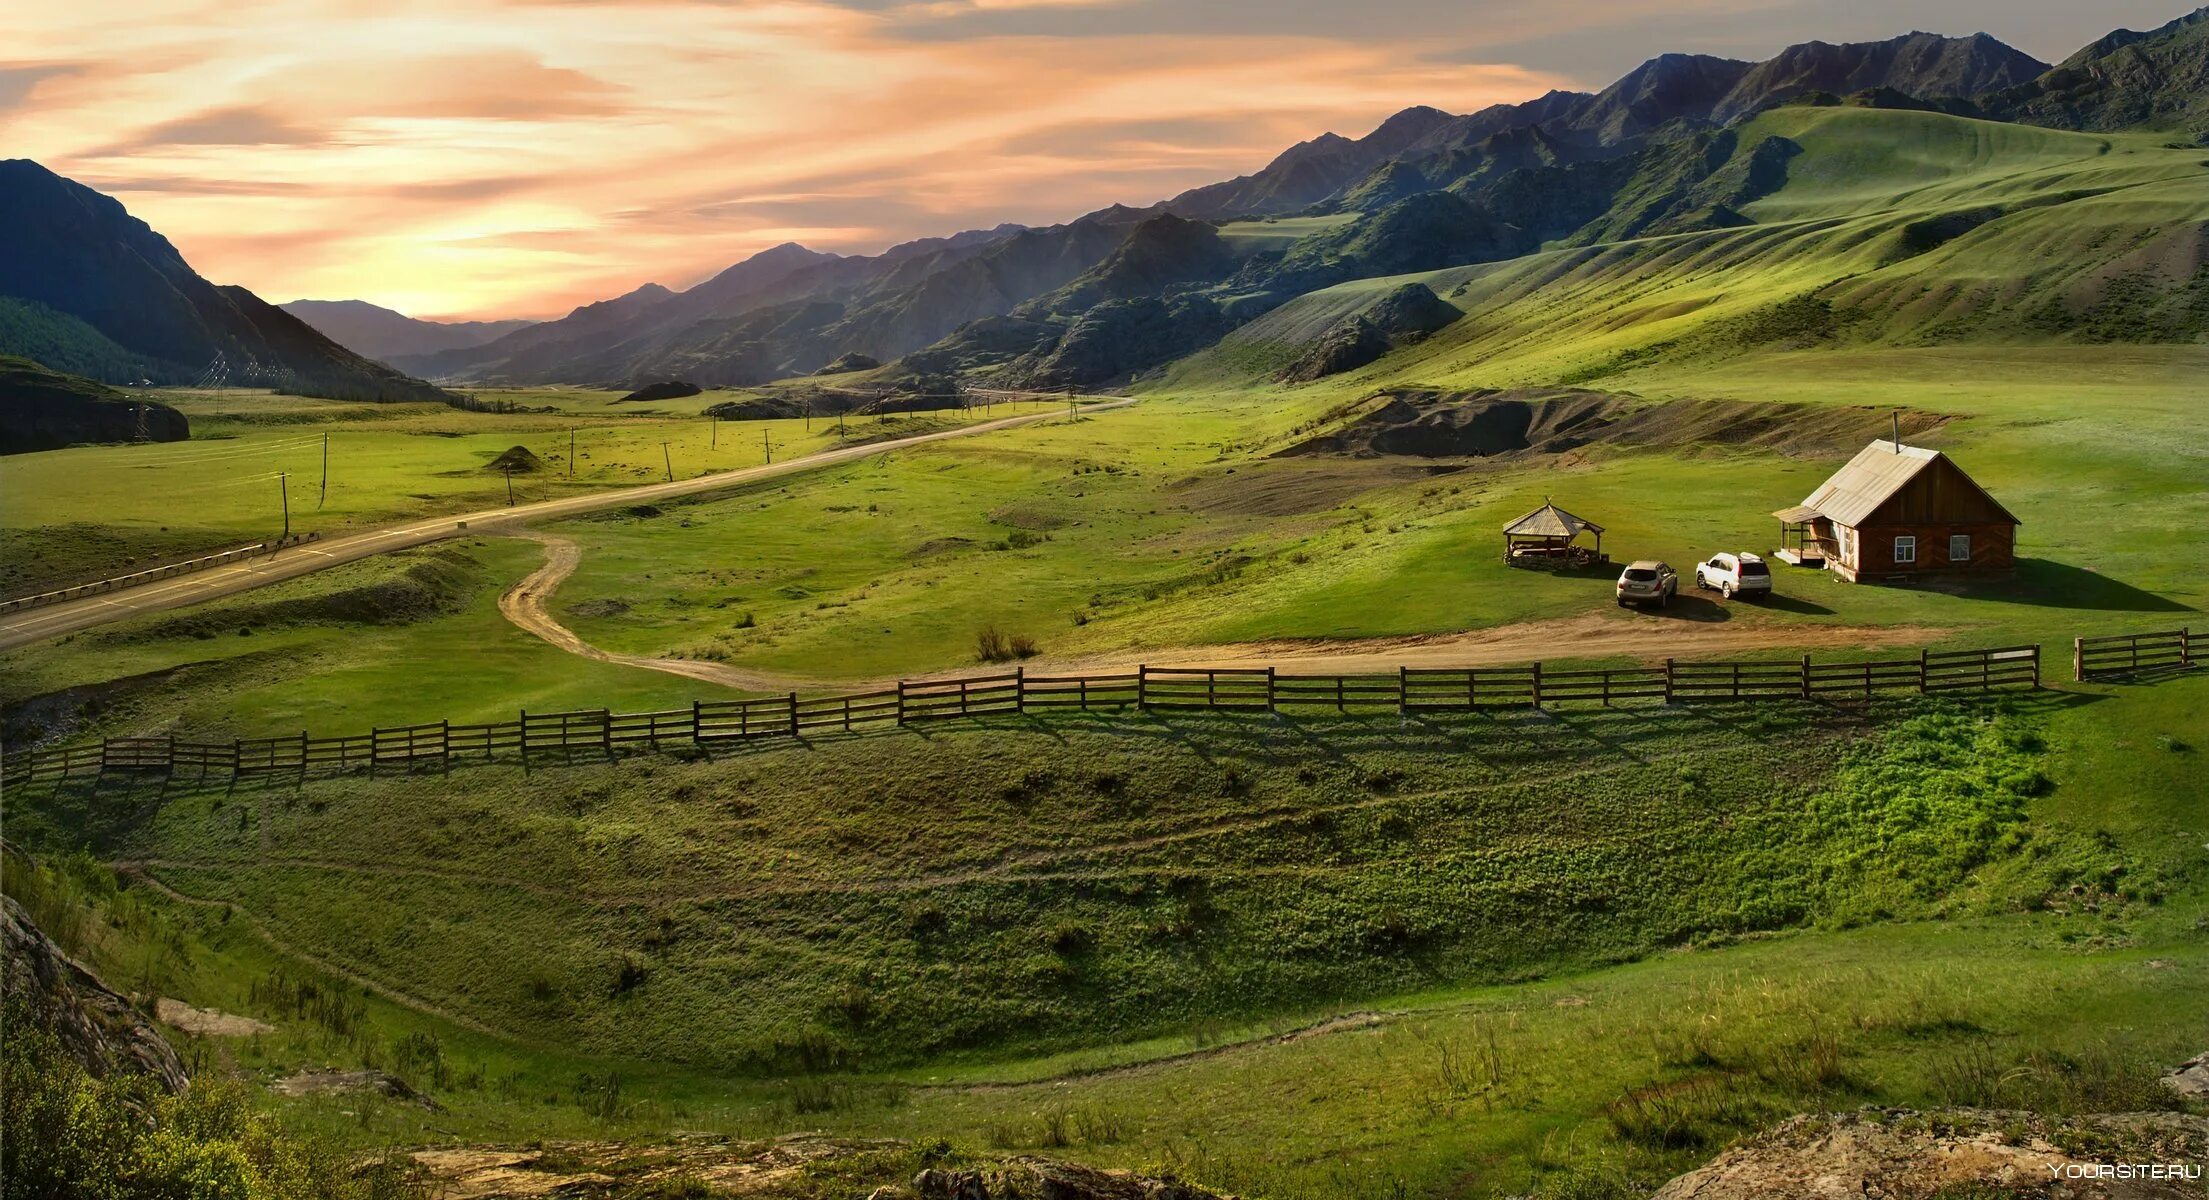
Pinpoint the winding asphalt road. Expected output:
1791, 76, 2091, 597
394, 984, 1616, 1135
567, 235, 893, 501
0, 400, 1131, 652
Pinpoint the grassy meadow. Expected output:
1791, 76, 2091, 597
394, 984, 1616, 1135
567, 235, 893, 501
4, 667, 2203, 1197
0, 387, 1060, 595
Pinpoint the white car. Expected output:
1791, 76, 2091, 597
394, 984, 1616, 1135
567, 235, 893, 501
1695, 552, 1772, 599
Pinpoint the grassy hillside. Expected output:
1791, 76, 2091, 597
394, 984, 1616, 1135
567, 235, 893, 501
5, 669, 2202, 1197
1177, 108, 2206, 392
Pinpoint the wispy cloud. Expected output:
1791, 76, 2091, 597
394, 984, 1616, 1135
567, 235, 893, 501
9, 0, 1589, 318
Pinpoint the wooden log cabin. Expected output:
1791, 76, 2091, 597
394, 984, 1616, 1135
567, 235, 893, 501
1773, 440, 2018, 583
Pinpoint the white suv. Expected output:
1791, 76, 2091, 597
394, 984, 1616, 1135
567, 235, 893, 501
1695, 552, 1772, 599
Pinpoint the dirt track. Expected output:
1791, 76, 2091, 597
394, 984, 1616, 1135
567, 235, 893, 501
500, 533, 1945, 692
0, 400, 1129, 652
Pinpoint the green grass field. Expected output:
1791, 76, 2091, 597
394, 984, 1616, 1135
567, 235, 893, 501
4, 102, 2206, 1200
0, 388, 1059, 595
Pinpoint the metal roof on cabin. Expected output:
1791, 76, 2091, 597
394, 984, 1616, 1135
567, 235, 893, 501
1798, 440, 1942, 528
1771, 504, 1824, 523
1503, 501, 1603, 537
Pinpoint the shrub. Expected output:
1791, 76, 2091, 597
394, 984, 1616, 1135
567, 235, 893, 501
1, 1001, 430, 1199
977, 627, 1041, 662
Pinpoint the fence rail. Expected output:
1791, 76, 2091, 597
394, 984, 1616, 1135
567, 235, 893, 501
1, 633, 2172, 790
2074, 627, 2192, 681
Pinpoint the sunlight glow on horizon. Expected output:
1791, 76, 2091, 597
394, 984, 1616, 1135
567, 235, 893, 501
4, 0, 1577, 320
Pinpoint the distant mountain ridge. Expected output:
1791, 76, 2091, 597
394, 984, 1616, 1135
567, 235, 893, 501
28, 11, 2197, 399
281, 299, 536, 362
0, 160, 455, 404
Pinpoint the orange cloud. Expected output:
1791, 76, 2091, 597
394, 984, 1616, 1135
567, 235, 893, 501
8, 0, 1578, 319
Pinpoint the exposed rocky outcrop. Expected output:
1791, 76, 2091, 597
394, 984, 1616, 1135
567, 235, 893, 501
1654, 1108, 2209, 1199
0, 354, 188, 454
1279, 315, 1390, 383
1, 894, 188, 1093
616, 379, 702, 403
1284, 388, 1946, 458
1276, 284, 1464, 382
815, 352, 881, 374
1978, 7, 2209, 134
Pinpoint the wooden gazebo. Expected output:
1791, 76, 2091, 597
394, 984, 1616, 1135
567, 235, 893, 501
1502, 500, 1605, 567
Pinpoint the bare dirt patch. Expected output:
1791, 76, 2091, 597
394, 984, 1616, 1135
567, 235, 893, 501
155, 998, 272, 1037
1078, 611, 1946, 675
1654, 1108, 2209, 1199
1169, 459, 1431, 517
272, 1068, 437, 1108
1286, 388, 1948, 460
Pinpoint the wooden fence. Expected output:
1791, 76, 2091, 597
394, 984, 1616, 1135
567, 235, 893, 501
2074, 627, 2192, 681
0, 533, 323, 614
0, 638, 2107, 789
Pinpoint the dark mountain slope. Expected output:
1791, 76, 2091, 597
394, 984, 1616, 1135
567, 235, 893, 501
1710, 32, 2047, 123
0, 160, 454, 404
1979, 7, 2209, 132
0, 355, 188, 454
1160, 106, 1458, 220
282, 299, 535, 361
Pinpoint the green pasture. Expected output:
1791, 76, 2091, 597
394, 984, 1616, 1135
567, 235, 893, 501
0, 388, 1059, 594
4, 671, 2202, 1197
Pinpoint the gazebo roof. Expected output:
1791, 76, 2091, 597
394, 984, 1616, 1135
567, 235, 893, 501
1503, 501, 1603, 539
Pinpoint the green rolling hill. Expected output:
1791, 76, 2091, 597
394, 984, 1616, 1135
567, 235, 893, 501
1172, 106, 2208, 393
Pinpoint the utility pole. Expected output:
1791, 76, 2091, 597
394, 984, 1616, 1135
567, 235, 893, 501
802, 397, 812, 433
503, 463, 515, 506
710, 415, 718, 451
836, 406, 847, 440
662, 442, 674, 482
569, 428, 576, 479
318, 433, 328, 509
278, 472, 290, 541
761, 430, 773, 464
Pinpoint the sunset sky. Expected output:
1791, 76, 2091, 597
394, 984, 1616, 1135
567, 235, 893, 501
3, 0, 2187, 320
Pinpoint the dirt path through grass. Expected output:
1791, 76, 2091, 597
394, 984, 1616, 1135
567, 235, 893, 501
0, 400, 1131, 652
502, 532, 1947, 693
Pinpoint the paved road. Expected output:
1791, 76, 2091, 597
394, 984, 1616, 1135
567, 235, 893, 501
0, 400, 1131, 652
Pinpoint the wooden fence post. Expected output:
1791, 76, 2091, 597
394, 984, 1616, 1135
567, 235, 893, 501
896, 680, 907, 725
788, 692, 800, 738
1530, 660, 1543, 709
2031, 644, 2042, 689
2183, 626, 2194, 669
2072, 637, 2084, 682
691, 700, 703, 748
600, 711, 613, 755
1265, 666, 1277, 713
1015, 665, 1026, 713
1663, 658, 1675, 705
1396, 666, 1408, 714
1137, 664, 1150, 710
519, 708, 529, 755
1918, 649, 1930, 693
1800, 654, 1811, 700
441, 719, 452, 764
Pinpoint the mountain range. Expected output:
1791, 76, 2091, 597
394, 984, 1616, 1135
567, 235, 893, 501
0, 160, 454, 405
279, 300, 536, 362
371, 10, 2202, 393
3, 8, 2203, 403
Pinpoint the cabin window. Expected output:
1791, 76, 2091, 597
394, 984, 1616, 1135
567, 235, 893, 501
1893, 535, 1917, 565
1949, 533, 1970, 563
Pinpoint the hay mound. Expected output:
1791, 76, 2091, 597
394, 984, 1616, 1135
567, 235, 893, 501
486, 445, 545, 473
